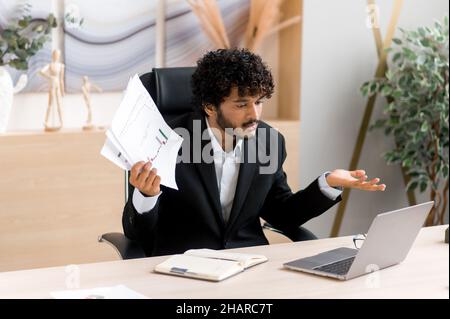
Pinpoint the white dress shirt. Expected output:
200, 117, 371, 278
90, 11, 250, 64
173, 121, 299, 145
132, 118, 342, 216
207, 119, 243, 223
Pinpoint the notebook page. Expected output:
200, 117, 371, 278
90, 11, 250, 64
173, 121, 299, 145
184, 249, 268, 268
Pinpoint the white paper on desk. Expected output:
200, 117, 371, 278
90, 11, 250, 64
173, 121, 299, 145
102, 74, 184, 190
50, 284, 148, 299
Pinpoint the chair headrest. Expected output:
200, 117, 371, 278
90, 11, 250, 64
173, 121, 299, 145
140, 67, 196, 119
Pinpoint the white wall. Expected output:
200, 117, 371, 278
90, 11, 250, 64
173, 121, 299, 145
300, 0, 449, 238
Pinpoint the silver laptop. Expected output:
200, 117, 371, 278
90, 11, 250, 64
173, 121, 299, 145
283, 202, 434, 280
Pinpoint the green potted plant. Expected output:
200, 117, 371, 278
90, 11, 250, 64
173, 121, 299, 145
361, 16, 449, 227
0, 4, 57, 132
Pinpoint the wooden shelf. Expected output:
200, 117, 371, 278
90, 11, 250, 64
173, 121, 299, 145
266, 119, 300, 191
1, 127, 108, 137
257, 0, 303, 122
279, 0, 303, 121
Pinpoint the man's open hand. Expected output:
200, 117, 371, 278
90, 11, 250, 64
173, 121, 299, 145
326, 169, 386, 192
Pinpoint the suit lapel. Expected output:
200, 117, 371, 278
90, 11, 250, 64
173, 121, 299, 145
188, 114, 225, 228
195, 160, 225, 227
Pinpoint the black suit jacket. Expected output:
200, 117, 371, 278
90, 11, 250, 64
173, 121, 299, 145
122, 112, 341, 256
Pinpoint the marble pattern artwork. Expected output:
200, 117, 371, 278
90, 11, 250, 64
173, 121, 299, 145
64, 0, 157, 92
1, 0, 250, 92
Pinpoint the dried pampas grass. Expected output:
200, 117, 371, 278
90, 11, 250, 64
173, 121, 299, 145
186, 0, 301, 52
186, 0, 230, 49
245, 0, 301, 51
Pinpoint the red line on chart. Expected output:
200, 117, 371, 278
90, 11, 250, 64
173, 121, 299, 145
150, 136, 167, 161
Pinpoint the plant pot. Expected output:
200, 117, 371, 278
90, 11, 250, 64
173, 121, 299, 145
0, 66, 14, 133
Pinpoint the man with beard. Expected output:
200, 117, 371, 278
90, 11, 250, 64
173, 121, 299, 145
122, 49, 386, 257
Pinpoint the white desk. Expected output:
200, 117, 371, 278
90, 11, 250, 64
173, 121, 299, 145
0, 226, 448, 299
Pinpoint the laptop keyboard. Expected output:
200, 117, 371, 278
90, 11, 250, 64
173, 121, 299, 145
314, 257, 355, 276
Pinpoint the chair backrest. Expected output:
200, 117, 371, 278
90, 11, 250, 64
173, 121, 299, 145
125, 67, 197, 202
139, 67, 197, 122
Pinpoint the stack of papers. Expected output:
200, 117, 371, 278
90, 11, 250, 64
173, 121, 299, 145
101, 74, 184, 190
50, 285, 148, 299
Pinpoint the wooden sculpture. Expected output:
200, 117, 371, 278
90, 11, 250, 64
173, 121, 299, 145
39, 49, 65, 132
81, 76, 102, 131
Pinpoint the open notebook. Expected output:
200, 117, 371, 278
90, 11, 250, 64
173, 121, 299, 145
154, 249, 268, 282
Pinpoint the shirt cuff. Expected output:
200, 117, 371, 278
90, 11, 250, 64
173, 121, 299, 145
318, 172, 343, 201
132, 188, 162, 214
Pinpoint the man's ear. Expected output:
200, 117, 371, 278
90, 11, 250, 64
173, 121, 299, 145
204, 104, 215, 117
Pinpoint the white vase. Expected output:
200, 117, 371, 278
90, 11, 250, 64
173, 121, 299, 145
0, 66, 27, 133
0, 66, 14, 133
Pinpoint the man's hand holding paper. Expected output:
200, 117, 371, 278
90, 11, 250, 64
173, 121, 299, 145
101, 74, 184, 190
130, 161, 161, 197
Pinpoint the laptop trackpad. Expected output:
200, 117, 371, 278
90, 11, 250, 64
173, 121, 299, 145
285, 247, 358, 270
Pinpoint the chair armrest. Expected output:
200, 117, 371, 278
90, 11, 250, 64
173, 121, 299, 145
98, 232, 147, 260
284, 226, 318, 242
262, 223, 318, 242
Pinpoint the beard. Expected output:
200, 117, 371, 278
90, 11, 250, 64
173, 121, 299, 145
216, 107, 259, 139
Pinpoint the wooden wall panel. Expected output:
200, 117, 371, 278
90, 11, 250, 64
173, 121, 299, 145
0, 130, 123, 272
279, 0, 303, 120
267, 120, 300, 191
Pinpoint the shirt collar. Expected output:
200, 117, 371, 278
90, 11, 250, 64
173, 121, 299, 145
205, 117, 243, 158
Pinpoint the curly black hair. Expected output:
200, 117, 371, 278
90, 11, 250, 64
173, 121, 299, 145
191, 48, 275, 115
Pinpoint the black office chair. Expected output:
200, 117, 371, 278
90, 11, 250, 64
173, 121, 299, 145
98, 67, 317, 260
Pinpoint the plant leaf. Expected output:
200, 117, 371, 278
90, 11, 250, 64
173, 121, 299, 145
420, 121, 429, 132
419, 181, 428, 192
407, 180, 419, 192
